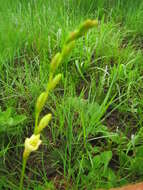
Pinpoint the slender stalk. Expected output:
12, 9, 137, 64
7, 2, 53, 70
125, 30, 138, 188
34, 113, 39, 132
19, 157, 27, 190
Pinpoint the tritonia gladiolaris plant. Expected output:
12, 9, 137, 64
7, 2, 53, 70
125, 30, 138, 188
19, 19, 98, 190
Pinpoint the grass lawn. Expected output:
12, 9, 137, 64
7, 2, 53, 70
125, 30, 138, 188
1, 0, 143, 189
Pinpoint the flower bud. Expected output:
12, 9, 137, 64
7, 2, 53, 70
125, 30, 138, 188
79, 19, 98, 35
35, 92, 47, 114
66, 20, 98, 44
47, 73, 62, 91
50, 53, 62, 73
61, 41, 75, 58
66, 30, 80, 44
23, 134, 42, 159
35, 114, 52, 134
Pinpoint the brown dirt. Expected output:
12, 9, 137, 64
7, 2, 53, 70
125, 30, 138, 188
110, 182, 143, 190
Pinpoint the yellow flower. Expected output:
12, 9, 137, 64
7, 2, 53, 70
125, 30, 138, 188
23, 134, 42, 159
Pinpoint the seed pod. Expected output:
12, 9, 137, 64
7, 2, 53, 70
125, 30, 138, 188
35, 114, 52, 134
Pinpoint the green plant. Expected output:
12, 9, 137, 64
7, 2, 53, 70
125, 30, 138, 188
1, 1, 143, 189
19, 19, 98, 190
0, 107, 26, 158
0, 107, 26, 135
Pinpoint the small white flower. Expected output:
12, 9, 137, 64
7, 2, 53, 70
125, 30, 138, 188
131, 134, 135, 146
116, 126, 119, 133
23, 134, 42, 159
131, 134, 135, 140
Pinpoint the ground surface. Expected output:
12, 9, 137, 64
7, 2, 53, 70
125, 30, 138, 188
1, 0, 143, 189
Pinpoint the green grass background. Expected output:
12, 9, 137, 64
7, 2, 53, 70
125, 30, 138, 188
1, 0, 143, 189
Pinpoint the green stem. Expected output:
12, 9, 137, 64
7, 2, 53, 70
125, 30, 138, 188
34, 113, 39, 133
49, 72, 53, 82
19, 157, 27, 190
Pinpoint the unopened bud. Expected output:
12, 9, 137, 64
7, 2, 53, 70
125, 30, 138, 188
66, 20, 98, 44
79, 19, 98, 35
35, 92, 47, 114
61, 41, 75, 58
50, 53, 62, 73
66, 30, 80, 44
35, 114, 52, 134
47, 73, 62, 91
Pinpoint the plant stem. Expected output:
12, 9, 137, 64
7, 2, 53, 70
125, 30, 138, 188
19, 157, 27, 190
35, 113, 39, 132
